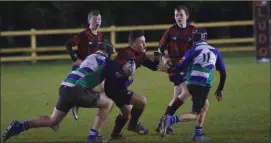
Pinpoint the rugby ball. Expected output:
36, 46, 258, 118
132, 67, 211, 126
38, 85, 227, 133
122, 60, 136, 75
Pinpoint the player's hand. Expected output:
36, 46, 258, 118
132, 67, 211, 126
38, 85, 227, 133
214, 90, 223, 101
74, 59, 83, 65
162, 56, 172, 69
153, 51, 161, 61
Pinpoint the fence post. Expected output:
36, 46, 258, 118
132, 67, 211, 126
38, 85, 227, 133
30, 29, 37, 64
110, 26, 116, 47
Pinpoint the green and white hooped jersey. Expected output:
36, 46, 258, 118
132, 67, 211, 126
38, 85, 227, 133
61, 52, 107, 89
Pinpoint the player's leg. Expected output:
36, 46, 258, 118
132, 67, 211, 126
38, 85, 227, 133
161, 85, 210, 140
196, 100, 209, 128
1, 85, 72, 142
110, 105, 132, 140
75, 87, 113, 143
127, 91, 149, 134
72, 80, 105, 120
110, 90, 148, 139
156, 74, 190, 133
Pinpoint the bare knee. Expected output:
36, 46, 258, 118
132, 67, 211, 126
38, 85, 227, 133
202, 100, 209, 112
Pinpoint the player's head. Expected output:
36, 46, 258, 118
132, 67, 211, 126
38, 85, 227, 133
128, 30, 146, 53
88, 10, 101, 30
98, 39, 116, 57
174, 5, 189, 28
192, 28, 208, 45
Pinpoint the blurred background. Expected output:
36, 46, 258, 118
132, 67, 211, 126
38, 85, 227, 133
0, 1, 270, 62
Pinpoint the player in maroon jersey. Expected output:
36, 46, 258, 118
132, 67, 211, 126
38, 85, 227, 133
106, 30, 160, 140
65, 10, 105, 122
155, 5, 209, 134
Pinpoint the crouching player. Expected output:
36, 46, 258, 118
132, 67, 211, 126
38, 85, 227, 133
105, 30, 160, 140
1, 40, 116, 143
160, 28, 227, 141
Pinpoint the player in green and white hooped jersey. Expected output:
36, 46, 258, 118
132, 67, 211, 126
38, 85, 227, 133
1, 40, 116, 143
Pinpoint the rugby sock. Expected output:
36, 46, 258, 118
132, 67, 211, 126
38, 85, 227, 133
169, 97, 184, 115
164, 106, 172, 116
168, 115, 181, 125
128, 106, 144, 128
112, 114, 128, 135
195, 126, 203, 136
88, 129, 99, 140
16, 121, 29, 133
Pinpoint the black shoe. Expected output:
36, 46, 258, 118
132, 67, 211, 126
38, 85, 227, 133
2, 120, 21, 142
128, 123, 149, 135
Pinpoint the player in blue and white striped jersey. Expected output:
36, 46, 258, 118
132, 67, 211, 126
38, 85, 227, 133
160, 28, 227, 141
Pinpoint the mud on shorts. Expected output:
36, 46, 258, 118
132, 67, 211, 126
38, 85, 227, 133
187, 84, 210, 114
56, 85, 100, 113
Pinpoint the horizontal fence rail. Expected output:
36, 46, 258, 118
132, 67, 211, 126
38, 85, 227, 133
0, 20, 254, 63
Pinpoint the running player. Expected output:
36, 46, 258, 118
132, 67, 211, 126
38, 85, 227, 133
160, 28, 227, 141
105, 30, 160, 140
155, 5, 196, 134
1, 40, 116, 143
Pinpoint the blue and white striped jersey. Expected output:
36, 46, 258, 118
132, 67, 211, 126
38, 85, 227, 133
176, 42, 226, 87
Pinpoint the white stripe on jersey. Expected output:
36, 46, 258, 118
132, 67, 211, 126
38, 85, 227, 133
61, 82, 76, 87
191, 70, 209, 78
71, 71, 85, 77
79, 54, 106, 72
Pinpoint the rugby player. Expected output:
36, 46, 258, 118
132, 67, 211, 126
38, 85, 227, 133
160, 28, 226, 141
65, 9, 105, 120
1, 40, 116, 143
104, 30, 160, 140
155, 5, 196, 134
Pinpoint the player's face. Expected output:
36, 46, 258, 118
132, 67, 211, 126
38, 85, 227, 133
89, 14, 102, 30
131, 36, 146, 53
175, 9, 188, 27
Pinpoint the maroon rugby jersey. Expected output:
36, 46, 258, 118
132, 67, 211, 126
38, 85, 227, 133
70, 29, 103, 60
158, 24, 195, 64
115, 46, 159, 71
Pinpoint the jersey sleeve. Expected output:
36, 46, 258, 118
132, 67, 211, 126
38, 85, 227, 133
215, 50, 226, 72
157, 28, 171, 56
141, 54, 159, 71
215, 49, 227, 91
176, 48, 195, 70
65, 34, 81, 61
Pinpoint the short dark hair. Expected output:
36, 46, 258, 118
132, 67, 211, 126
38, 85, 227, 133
128, 30, 145, 43
175, 5, 189, 16
88, 10, 100, 20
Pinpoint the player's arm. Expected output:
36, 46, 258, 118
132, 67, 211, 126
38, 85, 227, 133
65, 35, 80, 62
155, 28, 172, 68
215, 50, 227, 92
156, 28, 170, 56
167, 48, 194, 73
141, 54, 160, 71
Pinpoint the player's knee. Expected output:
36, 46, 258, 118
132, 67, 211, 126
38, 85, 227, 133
192, 109, 202, 115
138, 96, 147, 109
105, 99, 114, 110
202, 100, 209, 112
45, 115, 58, 126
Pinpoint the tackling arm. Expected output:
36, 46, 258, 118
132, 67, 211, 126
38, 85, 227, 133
141, 55, 160, 71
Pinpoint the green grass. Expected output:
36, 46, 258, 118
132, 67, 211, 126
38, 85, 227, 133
1, 52, 271, 142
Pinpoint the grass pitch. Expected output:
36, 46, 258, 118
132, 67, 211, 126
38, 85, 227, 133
1, 52, 270, 143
